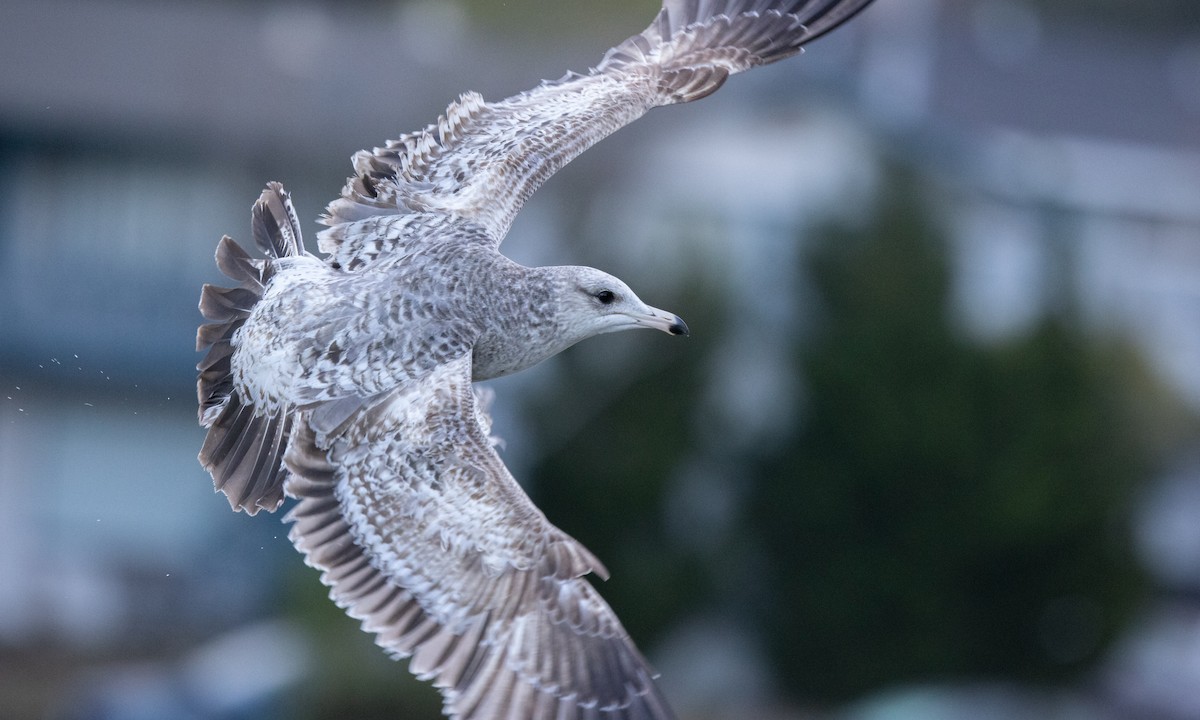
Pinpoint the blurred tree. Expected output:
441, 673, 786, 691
279, 561, 445, 720
744, 172, 1154, 701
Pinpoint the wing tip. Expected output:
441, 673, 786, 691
598, 0, 875, 105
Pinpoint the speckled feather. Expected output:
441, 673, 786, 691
196, 1, 875, 718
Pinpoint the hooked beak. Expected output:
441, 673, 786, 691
633, 305, 689, 337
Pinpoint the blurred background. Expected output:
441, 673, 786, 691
2, 0, 1199, 718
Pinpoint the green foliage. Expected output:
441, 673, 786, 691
745, 177, 1151, 700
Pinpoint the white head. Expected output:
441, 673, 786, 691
470, 263, 688, 381
552, 265, 688, 342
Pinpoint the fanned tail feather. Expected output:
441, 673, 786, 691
252, 181, 305, 258
197, 182, 304, 514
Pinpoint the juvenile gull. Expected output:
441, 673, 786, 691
197, 1, 874, 718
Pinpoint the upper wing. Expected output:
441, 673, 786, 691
284, 355, 675, 719
319, 0, 875, 269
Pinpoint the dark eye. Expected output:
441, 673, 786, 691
595, 290, 616, 305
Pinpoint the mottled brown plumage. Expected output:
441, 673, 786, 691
196, 2, 874, 718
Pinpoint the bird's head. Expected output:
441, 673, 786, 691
555, 266, 688, 340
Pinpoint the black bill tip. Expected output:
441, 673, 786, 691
668, 316, 689, 336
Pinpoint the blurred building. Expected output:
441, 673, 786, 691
0, 1, 1197, 719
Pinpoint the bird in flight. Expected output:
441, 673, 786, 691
197, 1, 874, 718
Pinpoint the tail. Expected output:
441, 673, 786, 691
600, 0, 875, 102
196, 182, 303, 515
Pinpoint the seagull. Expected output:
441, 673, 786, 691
196, 1, 874, 718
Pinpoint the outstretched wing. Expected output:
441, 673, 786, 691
284, 355, 675, 720
320, 0, 875, 269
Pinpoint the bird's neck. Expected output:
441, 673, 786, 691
469, 263, 573, 381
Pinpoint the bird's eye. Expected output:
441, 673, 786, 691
595, 290, 616, 305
